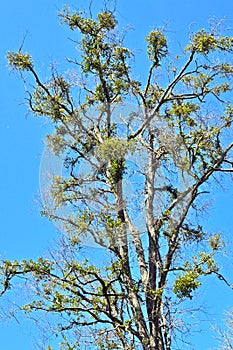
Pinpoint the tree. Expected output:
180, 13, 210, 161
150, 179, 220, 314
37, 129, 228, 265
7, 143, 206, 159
2, 3, 233, 349
214, 310, 233, 349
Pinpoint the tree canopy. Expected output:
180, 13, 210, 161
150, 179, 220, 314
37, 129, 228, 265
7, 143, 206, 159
2, 3, 233, 349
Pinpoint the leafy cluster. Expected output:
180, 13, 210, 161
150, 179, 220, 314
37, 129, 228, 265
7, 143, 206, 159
173, 234, 223, 299
7, 52, 33, 70
61, 7, 133, 105
146, 30, 168, 63
187, 29, 233, 54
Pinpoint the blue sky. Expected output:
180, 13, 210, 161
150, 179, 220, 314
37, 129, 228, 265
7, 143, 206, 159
1, 0, 233, 349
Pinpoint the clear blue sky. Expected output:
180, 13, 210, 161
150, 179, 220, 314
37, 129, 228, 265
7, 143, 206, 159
1, 0, 233, 349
